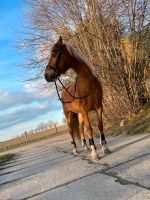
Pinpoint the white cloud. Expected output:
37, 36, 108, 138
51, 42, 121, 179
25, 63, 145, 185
0, 83, 56, 111
24, 83, 55, 98
0, 101, 61, 130
0, 84, 62, 131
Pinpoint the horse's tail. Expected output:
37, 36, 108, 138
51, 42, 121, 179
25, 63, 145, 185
72, 113, 81, 141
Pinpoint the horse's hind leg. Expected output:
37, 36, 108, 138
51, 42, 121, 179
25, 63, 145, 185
97, 106, 111, 155
65, 112, 78, 155
78, 113, 89, 151
82, 112, 99, 160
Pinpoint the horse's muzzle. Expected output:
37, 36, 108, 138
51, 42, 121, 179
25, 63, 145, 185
44, 70, 58, 82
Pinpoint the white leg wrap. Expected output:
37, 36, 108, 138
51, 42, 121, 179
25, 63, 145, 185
72, 146, 78, 155
91, 145, 99, 160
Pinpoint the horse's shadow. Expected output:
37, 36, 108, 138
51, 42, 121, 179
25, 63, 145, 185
109, 134, 150, 153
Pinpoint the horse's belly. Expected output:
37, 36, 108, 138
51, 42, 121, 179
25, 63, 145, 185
63, 97, 98, 113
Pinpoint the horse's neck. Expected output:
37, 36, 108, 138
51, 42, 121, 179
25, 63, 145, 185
72, 61, 96, 83
72, 60, 100, 92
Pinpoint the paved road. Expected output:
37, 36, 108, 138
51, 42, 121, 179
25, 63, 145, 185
0, 133, 150, 200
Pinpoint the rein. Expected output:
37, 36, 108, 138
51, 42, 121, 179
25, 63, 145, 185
54, 77, 89, 104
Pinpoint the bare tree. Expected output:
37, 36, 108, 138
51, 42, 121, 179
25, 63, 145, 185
18, 0, 150, 127
47, 120, 54, 128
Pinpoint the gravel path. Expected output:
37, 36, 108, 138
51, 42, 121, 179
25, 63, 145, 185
0, 133, 150, 200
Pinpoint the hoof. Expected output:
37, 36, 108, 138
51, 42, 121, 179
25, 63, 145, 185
103, 148, 111, 155
91, 154, 100, 161
83, 145, 89, 151
73, 150, 79, 155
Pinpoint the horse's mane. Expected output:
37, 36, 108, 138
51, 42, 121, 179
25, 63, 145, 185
65, 43, 95, 74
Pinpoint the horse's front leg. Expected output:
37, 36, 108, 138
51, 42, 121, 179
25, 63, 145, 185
82, 112, 99, 160
97, 106, 111, 155
65, 112, 79, 155
78, 113, 89, 151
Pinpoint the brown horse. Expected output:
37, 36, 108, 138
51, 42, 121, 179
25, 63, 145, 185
44, 36, 111, 160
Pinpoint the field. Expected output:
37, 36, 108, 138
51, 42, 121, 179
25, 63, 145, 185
0, 125, 68, 151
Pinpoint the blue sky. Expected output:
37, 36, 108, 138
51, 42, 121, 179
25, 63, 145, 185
0, 0, 64, 141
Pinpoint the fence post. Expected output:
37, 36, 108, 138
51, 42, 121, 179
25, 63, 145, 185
54, 124, 57, 133
24, 132, 28, 142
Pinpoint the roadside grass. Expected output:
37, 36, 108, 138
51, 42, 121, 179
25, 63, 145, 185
126, 106, 150, 135
0, 154, 15, 165
107, 106, 150, 136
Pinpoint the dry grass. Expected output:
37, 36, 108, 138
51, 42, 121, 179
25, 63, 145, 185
0, 154, 15, 165
106, 106, 150, 136
126, 107, 150, 135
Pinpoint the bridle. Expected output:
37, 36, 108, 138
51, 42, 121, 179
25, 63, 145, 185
48, 47, 89, 104
47, 47, 62, 76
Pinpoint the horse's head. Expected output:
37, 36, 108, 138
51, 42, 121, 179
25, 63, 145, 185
44, 36, 71, 82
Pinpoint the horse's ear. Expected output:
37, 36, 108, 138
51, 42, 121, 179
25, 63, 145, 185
56, 36, 63, 47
